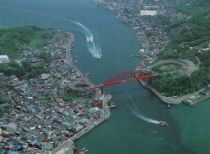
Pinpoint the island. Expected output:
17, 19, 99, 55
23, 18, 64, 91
96, 0, 210, 105
0, 26, 111, 153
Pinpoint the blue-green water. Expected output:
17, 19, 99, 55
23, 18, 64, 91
0, 0, 210, 153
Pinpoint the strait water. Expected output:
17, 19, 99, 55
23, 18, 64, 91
0, 0, 210, 153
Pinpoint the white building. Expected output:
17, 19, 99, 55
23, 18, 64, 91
0, 55, 9, 63
140, 10, 157, 16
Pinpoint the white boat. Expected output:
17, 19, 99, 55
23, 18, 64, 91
84, 149, 89, 152
159, 121, 168, 126
82, 147, 88, 153
86, 36, 93, 43
82, 148, 87, 151
95, 54, 101, 60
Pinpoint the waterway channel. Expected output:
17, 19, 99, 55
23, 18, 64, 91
0, 0, 210, 153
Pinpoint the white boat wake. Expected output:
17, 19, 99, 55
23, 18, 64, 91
127, 95, 167, 125
0, 6, 102, 60
130, 107, 161, 124
74, 22, 102, 59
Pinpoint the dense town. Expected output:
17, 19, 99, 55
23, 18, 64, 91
0, 0, 210, 153
0, 31, 111, 153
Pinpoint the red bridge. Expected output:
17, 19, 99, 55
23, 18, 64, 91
95, 70, 159, 93
68, 70, 159, 97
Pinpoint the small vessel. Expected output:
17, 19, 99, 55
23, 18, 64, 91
86, 36, 93, 43
108, 101, 117, 108
82, 148, 86, 151
82, 147, 88, 153
96, 57, 101, 60
95, 54, 101, 60
84, 149, 89, 153
159, 121, 168, 126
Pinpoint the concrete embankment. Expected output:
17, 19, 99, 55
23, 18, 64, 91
65, 33, 111, 140
139, 80, 181, 105
71, 94, 111, 141
139, 80, 210, 105
50, 31, 111, 154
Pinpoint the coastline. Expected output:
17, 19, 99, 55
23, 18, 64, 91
54, 31, 111, 151
0, 28, 111, 153
96, 0, 173, 104
70, 94, 111, 141
96, 0, 210, 106
139, 79, 210, 105
138, 80, 180, 105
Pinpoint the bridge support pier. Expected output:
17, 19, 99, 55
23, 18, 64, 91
100, 87, 104, 95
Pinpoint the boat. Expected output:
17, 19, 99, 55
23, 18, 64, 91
159, 121, 168, 126
109, 104, 117, 108
86, 36, 93, 43
82, 147, 88, 153
84, 149, 89, 153
108, 101, 117, 108
96, 57, 101, 60
95, 54, 101, 60
82, 148, 86, 151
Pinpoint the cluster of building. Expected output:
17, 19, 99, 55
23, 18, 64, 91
180, 84, 210, 105
0, 32, 110, 153
97, 0, 189, 68
97, 0, 168, 67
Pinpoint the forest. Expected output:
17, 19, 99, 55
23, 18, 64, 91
150, 0, 210, 96
0, 26, 55, 58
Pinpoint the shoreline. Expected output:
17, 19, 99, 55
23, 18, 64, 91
96, 0, 210, 106
53, 31, 112, 151
139, 79, 210, 105
0, 28, 111, 153
70, 94, 111, 141
65, 33, 111, 139
96, 0, 175, 105
138, 80, 186, 105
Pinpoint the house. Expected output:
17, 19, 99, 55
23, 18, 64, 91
0, 55, 9, 63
